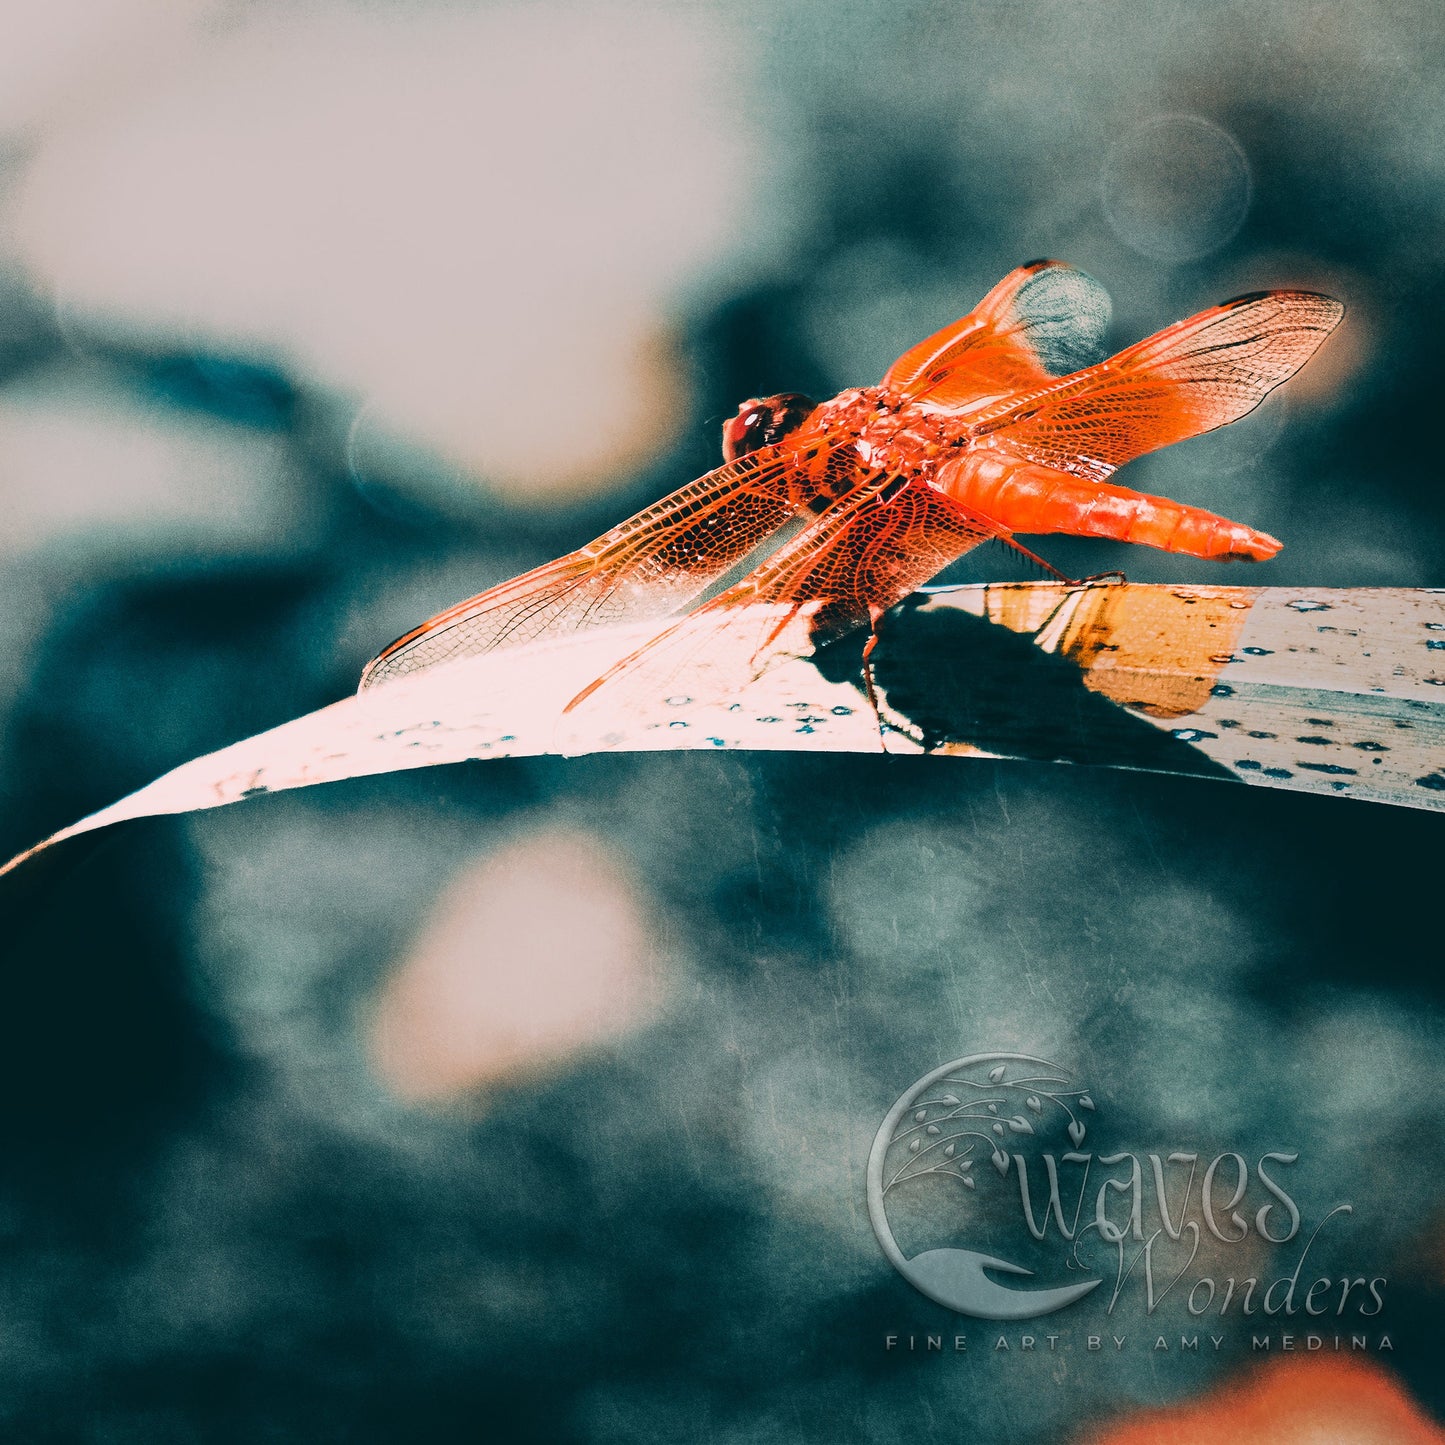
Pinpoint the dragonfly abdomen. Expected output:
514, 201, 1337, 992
935, 452, 1281, 561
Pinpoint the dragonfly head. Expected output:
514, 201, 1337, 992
721, 393, 817, 463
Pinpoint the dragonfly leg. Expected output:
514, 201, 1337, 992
1000, 537, 1126, 589
861, 605, 889, 753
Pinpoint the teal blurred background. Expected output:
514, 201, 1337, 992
0, 2, 1440, 1440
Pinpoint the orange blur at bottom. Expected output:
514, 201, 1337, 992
1081, 1357, 1445, 1445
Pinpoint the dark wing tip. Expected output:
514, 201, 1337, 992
357, 652, 395, 693
1223, 289, 1347, 323
358, 624, 428, 692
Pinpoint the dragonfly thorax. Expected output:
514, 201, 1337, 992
835, 389, 961, 478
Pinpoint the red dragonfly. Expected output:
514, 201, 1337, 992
360, 261, 1342, 708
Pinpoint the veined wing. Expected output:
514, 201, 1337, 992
566, 475, 1006, 713
359, 432, 859, 689
967, 290, 1344, 483
881, 261, 1113, 408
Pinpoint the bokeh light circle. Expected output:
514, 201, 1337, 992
1102, 115, 1252, 263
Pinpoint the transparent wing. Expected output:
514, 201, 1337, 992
881, 261, 1113, 408
566, 476, 1007, 713
359, 433, 859, 689
968, 290, 1345, 483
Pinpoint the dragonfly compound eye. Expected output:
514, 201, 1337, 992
721, 393, 817, 462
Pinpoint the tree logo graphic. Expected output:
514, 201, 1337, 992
867, 1052, 1103, 1318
